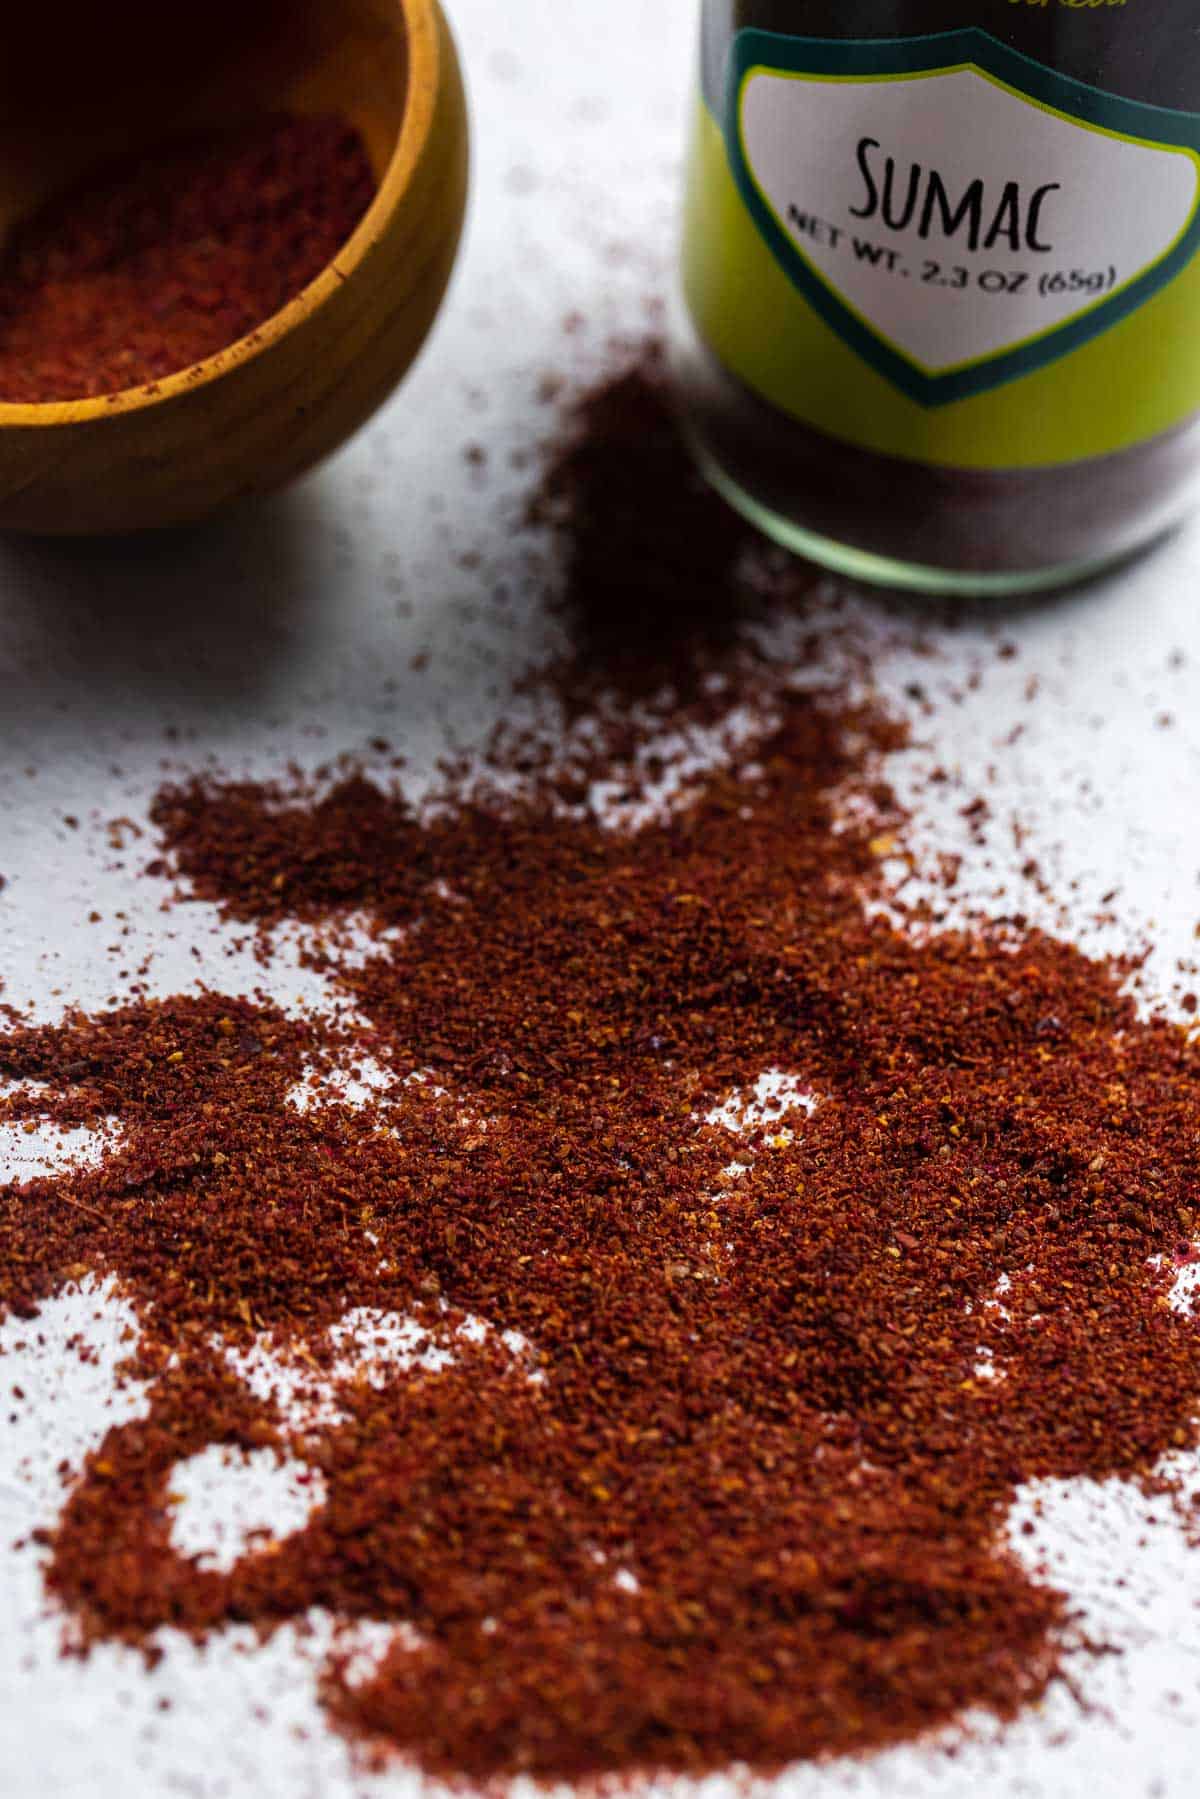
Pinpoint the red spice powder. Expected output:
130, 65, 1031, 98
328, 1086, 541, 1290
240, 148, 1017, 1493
3, 359, 1200, 1784
528, 342, 755, 706
0, 114, 376, 403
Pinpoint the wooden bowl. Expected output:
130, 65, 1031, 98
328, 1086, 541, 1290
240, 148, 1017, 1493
0, 0, 468, 533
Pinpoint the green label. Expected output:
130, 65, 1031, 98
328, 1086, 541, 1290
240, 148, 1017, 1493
683, 27, 1200, 468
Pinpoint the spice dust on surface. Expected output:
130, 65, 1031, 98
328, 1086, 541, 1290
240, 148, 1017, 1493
0, 114, 375, 403
4, 355, 1200, 1786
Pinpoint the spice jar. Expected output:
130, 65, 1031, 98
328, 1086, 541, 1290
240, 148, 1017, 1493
675, 3, 1200, 593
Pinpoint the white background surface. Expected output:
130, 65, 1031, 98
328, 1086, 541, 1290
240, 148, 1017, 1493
4, 2, 1200, 1795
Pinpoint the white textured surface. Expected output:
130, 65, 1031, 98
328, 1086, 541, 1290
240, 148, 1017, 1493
4, 2, 1200, 1795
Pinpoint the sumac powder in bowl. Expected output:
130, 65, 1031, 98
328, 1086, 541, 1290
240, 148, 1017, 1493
677, 2, 1200, 593
0, 0, 468, 532
0, 115, 376, 403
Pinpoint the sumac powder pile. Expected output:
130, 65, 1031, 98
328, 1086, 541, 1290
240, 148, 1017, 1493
4, 361, 1200, 1785
0, 114, 375, 403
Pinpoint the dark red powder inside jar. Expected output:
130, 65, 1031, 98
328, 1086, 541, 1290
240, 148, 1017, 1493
0, 114, 376, 403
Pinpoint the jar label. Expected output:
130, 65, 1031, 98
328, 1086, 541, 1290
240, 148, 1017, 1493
683, 28, 1200, 467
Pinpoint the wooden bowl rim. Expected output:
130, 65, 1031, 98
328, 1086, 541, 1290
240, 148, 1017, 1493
0, 0, 448, 428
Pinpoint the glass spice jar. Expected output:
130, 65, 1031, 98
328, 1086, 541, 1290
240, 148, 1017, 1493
674, 2, 1200, 593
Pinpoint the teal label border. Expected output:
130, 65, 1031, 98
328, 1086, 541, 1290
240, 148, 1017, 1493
724, 28, 1200, 407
